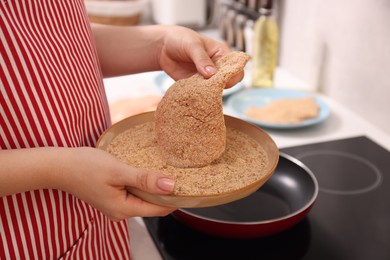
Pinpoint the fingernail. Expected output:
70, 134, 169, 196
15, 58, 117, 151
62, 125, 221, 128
204, 65, 217, 76
157, 178, 175, 192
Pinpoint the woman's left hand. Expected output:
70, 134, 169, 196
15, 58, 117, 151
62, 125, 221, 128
157, 26, 244, 88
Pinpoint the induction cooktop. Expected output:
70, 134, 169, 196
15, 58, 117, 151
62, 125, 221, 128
143, 136, 390, 260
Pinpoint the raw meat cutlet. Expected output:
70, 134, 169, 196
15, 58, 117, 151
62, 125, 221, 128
155, 51, 250, 168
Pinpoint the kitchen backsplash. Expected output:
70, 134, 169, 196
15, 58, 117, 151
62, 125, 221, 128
218, 0, 389, 134
276, 0, 390, 134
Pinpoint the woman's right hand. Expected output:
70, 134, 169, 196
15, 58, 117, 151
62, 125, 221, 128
56, 147, 177, 221
0, 147, 177, 221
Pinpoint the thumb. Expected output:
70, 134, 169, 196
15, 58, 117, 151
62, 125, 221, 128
126, 167, 175, 194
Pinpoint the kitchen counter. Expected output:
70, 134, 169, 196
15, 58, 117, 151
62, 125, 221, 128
103, 69, 389, 260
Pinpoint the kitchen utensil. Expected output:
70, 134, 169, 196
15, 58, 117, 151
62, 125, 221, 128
171, 153, 318, 238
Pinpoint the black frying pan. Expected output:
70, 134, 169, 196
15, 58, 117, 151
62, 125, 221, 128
172, 153, 319, 238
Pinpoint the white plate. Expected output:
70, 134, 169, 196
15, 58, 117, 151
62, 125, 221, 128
226, 88, 331, 129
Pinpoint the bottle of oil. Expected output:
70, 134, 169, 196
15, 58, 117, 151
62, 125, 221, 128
251, 0, 278, 88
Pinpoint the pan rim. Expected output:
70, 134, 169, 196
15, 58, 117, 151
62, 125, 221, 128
177, 152, 319, 225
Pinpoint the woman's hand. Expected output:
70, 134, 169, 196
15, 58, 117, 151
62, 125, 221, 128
157, 26, 244, 88
56, 147, 176, 221
0, 147, 176, 221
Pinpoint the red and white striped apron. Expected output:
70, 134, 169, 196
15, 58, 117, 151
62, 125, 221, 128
1, 1, 131, 258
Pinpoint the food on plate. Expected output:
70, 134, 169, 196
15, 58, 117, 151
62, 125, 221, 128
155, 51, 250, 168
245, 97, 319, 124
106, 121, 269, 196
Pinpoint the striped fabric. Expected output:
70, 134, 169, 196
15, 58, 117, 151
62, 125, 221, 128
1, 1, 131, 259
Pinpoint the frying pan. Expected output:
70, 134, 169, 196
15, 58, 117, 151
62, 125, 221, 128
172, 153, 318, 239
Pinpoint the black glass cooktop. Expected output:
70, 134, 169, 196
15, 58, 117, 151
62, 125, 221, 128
143, 136, 390, 260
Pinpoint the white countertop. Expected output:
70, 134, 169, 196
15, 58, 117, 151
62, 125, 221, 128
103, 69, 390, 260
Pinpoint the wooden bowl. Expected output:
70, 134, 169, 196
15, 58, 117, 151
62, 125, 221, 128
97, 111, 279, 208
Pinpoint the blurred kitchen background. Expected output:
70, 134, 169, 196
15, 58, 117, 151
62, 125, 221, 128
85, 0, 390, 135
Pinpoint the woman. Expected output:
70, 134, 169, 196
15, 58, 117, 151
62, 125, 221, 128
0, 1, 243, 259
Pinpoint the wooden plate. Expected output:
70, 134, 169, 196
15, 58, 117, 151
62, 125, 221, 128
97, 112, 279, 208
